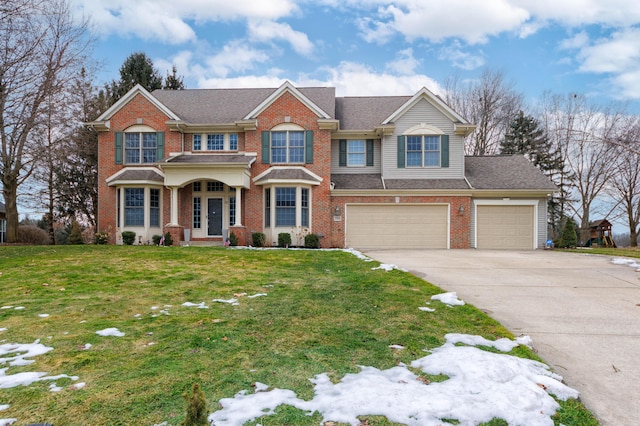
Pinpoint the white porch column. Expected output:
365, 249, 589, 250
169, 186, 179, 226
234, 186, 242, 226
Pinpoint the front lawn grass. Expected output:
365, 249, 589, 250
0, 246, 596, 425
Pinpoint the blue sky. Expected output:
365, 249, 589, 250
71, 0, 640, 110
10, 1, 634, 226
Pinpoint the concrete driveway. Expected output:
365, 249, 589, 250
364, 249, 640, 426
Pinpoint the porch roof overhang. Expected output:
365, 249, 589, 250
253, 166, 323, 186
106, 167, 165, 187
158, 153, 256, 188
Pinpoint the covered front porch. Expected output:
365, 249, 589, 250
159, 153, 256, 245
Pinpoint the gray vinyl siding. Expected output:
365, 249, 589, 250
331, 139, 382, 174
383, 98, 465, 179
537, 198, 548, 248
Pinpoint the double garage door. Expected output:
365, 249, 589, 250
346, 204, 449, 249
345, 203, 536, 250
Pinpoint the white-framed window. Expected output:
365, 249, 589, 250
0, 219, 6, 243
264, 186, 311, 228
271, 131, 305, 164
192, 133, 239, 152
121, 187, 162, 228
193, 197, 201, 229
406, 135, 441, 167
125, 132, 157, 164
124, 188, 144, 226
348, 140, 366, 167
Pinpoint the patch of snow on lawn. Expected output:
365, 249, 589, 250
445, 333, 533, 351
247, 293, 267, 299
38, 314, 49, 318
0, 405, 8, 411
208, 334, 577, 426
95, 328, 125, 337
431, 292, 465, 306
371, 263, 408, 272
0, 329, 6, 333
343, 248, 374, 262
213, 298, 239, 306
183, 302, 209, 309
0, 418, 16, 425
419, 307, 435, 312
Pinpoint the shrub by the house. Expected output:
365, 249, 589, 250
252, 232, 265, 247
121, 231, 136, 245
304, 233, 320, 249
278, 232, 291, 248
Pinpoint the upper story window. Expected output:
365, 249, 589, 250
271, 131, 304, 163
407, 135, 440, 167
262, 124, 313, 165
125, 132, 157, 164
397, 124, 449, 169
338, 139, 374, 167
348, 140, 366, 167
115, 126, 164, 165
192, 133, 238, 152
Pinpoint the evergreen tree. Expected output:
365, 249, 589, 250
67, 220, 84, 244
501, 110, 564, 175
502, 110, 568, 240
558, 217, 578, 248
182, 383, 208, 426
164, 65, 185, 90
112, 52, 163, 100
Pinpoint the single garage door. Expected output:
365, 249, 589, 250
346, 204, 448, 249
476, 205, 534, 249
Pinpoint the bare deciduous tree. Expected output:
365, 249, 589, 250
0, 0, 90, 242
444, 69, 523, 156
608, 120, 640, 246
540, 93, 625, 243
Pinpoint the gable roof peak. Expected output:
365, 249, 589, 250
94, 84, 180, 123
244, 80, 332, 120
382, 86, 470, 126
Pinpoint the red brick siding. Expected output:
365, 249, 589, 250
330, 195, 472, 249
97, 93, 179, 243
243, 91, 333, 247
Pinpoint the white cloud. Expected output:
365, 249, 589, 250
559, 31, 590, 50
385, 48, 421, 75
71, 0, 299, 43
364, 0, 530, 45
248, 20, 314, 56
204, 40, 271, 78
518, 0, 640, 27
440, 43, 486, 70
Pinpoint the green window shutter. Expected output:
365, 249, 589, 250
261, 131, 270, 164
339, 139, 347, 167
397, 135, 405, 168
441, 135, 449, 168
115, 132, 123, 164
366, 139, 374, 167
305, 130, 314, 164
156, 132, 165, 161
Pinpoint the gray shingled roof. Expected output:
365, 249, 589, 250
165, 154, 255, 165
331, 174, 384, 190
152, 87, 336, 124
465, 155, 558, 190
255, 168, 322, 184
384, 179, 470, 190
112, 169, 164, 182
335, 96, 410, 130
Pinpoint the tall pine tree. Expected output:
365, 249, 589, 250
501, 110, 568, 240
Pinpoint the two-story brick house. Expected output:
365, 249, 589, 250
89, 81, 556, 249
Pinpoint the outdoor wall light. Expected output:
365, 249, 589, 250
458, 205, 465, 216
334, 206, 341, 215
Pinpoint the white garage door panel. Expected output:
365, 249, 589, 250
477, 205, 534, 249
346, 204, 448, 249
